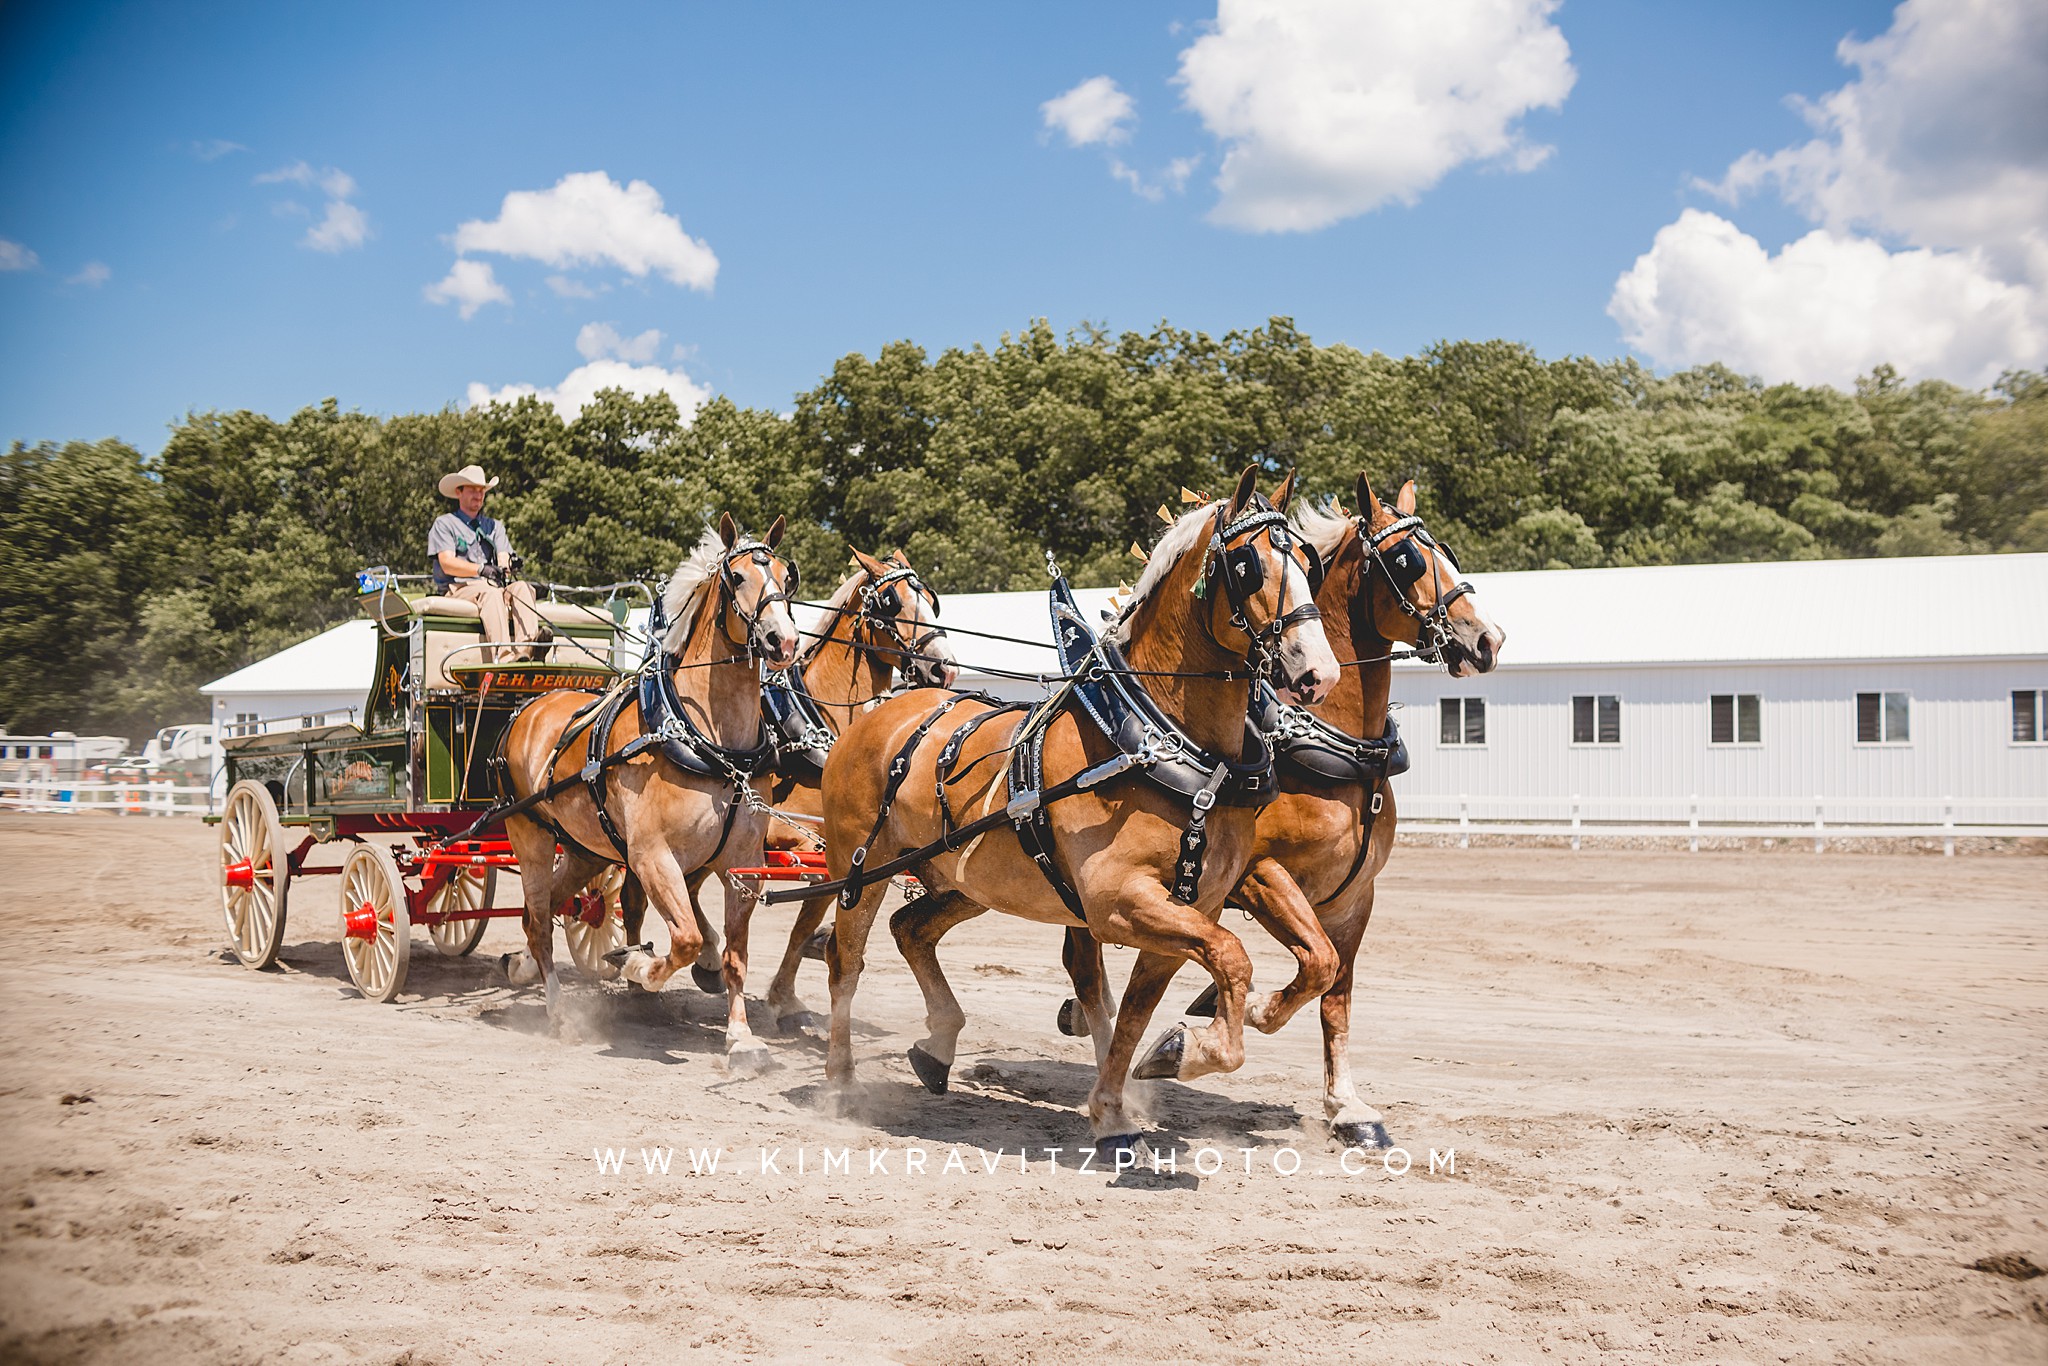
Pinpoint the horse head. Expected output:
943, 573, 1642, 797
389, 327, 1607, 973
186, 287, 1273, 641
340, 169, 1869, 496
715, 512, 801, 669
1198, 466, 1339, 705
1351, 474, 1505, 678
850, 548, 957, 689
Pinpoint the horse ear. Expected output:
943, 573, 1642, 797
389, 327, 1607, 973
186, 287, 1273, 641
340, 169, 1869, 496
1273, 469, 1298, 512
1397, 480, 1418, 515
1355, 473, 1378, 521
1229, 464, 1258, 517
718, 512, 738, 549
764, 515, 786, 549
889, 548, 908, 566
851, 549, 889, 579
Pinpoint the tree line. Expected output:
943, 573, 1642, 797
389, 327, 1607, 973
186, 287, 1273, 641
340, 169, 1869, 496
3, 317, 2042, 741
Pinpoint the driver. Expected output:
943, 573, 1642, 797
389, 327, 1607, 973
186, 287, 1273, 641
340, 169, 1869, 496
428, 464, 546, 663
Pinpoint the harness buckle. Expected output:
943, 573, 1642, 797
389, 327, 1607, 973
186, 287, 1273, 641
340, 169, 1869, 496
1370, 791, 1384, 815
1191, 787, 1217, 813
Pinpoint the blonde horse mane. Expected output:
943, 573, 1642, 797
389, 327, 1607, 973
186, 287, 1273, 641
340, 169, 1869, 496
1111, 503, 1223, 645
1293, 498, 1355, 564
660, 527, 729, 654
796, 564, 873, 665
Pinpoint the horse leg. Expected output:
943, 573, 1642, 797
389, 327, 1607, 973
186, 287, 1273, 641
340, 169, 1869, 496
1059, 927, 1118, 1070
619, 870, 646, 943
614, 845, 705, 993
766, 888, 833, 1037
822, 885, 886, 1106
1230, 857, 1339, 1034
504, 813, 604, 1035
683, 868, 726, 994
1319, 889, 1391, 1149
715, 872, 772, 1074
1086, 887, 1256, 1151
888, 891, 986, 1094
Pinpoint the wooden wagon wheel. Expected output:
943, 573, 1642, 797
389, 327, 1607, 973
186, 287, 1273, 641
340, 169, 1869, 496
219, 780, 290, 969
425, 865, 495, 957
339, 844, 411, 1002
562, 865, 626, 978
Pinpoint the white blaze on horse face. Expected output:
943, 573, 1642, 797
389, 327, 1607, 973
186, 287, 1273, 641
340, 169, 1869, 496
1431, 543, 1504, 678
913, 608, 959, 688
1274, 551, 1339, 704
756, 589, 801, 669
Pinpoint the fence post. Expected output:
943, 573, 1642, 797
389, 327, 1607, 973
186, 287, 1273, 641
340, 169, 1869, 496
1813, 795, 1825, 854
1943, 796, 1955, 857
1689, 794, 1700, 853
1458, 794, 1470, 850
1570, 794, 1581, 852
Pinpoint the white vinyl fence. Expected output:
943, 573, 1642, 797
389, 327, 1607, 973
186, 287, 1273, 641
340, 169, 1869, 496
1396, 793, 2048, 854
1, 778, 216, 817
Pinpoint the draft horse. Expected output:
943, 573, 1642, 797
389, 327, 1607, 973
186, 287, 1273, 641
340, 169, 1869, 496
756, 550, 957, 1034
499, 514, 799, 1070
1042, 475, 1507, 1148
806, 467, 1339, 1154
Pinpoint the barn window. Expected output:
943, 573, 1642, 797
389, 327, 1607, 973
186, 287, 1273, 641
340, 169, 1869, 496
1856, 691, 1909, 743
2015, 690, 2044, 744
1710, 694, 1761, 744
1439, 697, 1486, 745
233, 712, 260, 737
1572, 695, 1621, 745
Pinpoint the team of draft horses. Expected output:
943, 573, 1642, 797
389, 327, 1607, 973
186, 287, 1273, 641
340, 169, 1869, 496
494, 467, 1504, 1158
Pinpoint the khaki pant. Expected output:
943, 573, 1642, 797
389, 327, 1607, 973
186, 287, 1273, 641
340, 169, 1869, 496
446, 579, 545, 662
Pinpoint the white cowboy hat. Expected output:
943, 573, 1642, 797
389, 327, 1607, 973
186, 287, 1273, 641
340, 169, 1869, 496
438, 464, 501, 498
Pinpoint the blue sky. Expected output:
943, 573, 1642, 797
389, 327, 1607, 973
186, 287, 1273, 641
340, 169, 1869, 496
3, 0, 2040, 452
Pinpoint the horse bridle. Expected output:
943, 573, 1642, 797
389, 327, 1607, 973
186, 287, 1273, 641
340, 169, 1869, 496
1359, 507, 1475, 664
718, 540, 799, 660
855, 564, 949, 678
1199, 499, 1323, 680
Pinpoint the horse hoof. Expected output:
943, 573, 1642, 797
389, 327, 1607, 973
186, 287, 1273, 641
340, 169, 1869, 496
1131, 1023, 1187, 1081
778, 1010, 825, 1038
690, 963, 726, 994
604, 941, 653, 967
726, 1045, 773, 1077
801, 927, 833, 962
1056, 997, 1089, 1037
1094, 1132, 1144, 1165
1184, 983, 1219, 1018
1332, 1120, 1393, 1151
906, 1044, 950, 1095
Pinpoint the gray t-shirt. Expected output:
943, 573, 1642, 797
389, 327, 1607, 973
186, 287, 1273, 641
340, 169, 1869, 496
428, 511, 514, 588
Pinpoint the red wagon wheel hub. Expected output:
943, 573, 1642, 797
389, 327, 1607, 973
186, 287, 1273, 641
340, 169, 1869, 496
224, 858, 256, 889
344, 902, 380, 941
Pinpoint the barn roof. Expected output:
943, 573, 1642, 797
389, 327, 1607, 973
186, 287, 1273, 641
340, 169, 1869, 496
202, 554, 2047, 697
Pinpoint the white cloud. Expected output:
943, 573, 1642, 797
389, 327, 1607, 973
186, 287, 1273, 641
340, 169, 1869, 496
1042, 76, 1136, 146
466, 356, 713, 423
1706, 0, 2048, 282
576, 322, 663, 363
1619, 0, 2048, 387
1608, 209, 2042, 389
67, 261, 111, 287
188, 138, 246, 161
256, 160, 367, 251
424, 259, 512, 319
546, 274, 605, 299
305, 199, 367, 252
1175, 0, 1575, 232
449, 172, 718, 291
0, 239, 37, 271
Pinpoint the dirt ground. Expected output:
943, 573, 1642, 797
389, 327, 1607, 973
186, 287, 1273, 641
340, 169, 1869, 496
0, 814, 2043, 1365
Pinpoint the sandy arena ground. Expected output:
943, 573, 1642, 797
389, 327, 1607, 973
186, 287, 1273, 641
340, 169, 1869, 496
0, 813, 2043, 1364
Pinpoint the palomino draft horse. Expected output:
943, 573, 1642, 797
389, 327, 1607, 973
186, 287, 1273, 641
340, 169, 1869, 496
756, 550, 957, 1035
499, 514, 799, 1070
806, 468, 1339, 1154
1038, 474, 1505, 1147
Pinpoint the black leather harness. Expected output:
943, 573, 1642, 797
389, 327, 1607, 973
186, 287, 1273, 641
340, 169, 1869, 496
1250, 683, 1411, 905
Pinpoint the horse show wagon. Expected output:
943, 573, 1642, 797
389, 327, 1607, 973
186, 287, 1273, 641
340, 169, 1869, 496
210, 573, 645, 1001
